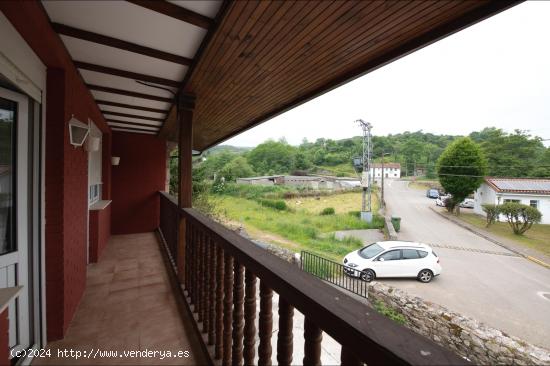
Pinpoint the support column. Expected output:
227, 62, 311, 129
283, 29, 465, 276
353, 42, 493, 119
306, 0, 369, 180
177, 92, 195, 283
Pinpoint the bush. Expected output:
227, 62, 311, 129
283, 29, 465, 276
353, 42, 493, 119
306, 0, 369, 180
320, 207, 335, 215
258, 199, 288, 211
482, 204, 501, 227
348, 210, 361, 218
499, 202, 542, 235
372, 299, 407, 325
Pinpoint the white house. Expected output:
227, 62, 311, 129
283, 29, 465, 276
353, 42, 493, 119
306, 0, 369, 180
473, 177, 550, 224
370, 163, 401, 179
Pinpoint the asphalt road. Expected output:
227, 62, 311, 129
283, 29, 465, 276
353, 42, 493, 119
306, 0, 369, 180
382, 179, 550, 349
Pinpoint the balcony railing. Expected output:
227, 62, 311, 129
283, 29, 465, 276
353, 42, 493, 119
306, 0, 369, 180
158, 192, 466, 365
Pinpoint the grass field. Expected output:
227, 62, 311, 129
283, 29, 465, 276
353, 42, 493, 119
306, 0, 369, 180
286, 191, 379, 214
459, 212, 550, 257
217, 194, 382, 260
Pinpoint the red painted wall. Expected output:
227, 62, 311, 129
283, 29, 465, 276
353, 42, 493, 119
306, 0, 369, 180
0, 310, 8, 365
1, 2, 112, 341
111, 132, 166, 234
89, 204, 112, 263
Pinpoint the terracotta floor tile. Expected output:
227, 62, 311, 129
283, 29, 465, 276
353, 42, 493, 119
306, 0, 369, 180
39, 232, 207, 365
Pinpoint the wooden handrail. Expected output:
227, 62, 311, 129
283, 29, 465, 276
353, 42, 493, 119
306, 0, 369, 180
158, 192, 467, 365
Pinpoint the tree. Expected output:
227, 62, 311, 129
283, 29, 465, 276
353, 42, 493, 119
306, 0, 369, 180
436, 137, 487, 213
293, 151, 312, 171
247, 140, 296, 175
499, 202, 541, 235
219, 156, 255, 182
481, 204, 500, 227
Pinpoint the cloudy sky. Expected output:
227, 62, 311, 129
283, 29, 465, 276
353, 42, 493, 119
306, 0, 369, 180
225, 2, 550, 147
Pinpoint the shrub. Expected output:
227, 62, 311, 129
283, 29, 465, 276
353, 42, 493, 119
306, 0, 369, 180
320, 207, 335, 215
481, 204, 501, 227
348, 211, 361, 218
259, 199, 288, 211
499, 202, 542, 235
372, 299, 407, 325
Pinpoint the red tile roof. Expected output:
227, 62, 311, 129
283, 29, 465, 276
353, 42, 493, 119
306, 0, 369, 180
485, 177, 550, 195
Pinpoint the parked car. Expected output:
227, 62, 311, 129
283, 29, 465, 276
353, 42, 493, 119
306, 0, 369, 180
343, 241, 441, 283
460, 198, 474, 209
426, 189, 439, 199
436, 195, 450, 207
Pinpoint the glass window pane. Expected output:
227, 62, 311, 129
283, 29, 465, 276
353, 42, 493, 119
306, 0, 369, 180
402, 249, 420, 259
379, 250, 400, 261
0, 97, 16, 255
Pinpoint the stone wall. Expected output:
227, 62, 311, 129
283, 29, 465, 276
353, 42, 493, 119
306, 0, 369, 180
369, 282, 550, 366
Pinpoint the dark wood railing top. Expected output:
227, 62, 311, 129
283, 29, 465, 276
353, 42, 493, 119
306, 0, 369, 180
160, 192, 467, 365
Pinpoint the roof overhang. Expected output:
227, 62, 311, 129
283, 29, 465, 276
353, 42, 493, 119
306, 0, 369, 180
159, 0, 521, 150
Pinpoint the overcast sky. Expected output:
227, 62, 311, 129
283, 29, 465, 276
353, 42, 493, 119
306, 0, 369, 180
225, 2, 550, 148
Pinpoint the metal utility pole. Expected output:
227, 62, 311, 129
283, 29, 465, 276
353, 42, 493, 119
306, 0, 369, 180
381, 152, 385, 209
356, 119, 373, 222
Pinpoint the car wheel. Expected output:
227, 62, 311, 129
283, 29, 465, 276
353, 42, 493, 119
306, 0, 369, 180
417, 269, 433, 283
360, 269, 375, 282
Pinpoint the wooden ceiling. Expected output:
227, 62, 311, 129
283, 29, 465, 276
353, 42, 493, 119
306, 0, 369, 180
42, 0, 223, 135
159, 0, 519, 151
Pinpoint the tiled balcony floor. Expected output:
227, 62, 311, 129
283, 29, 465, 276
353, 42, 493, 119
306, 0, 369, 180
35, 232, 207, 365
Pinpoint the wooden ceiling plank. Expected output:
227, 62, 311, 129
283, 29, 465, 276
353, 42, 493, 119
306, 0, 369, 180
111, 127, 157, 134
202, 2, 478, 144
188, 1, 260, 93
206, 1, 457, 130
106, 118, 162, 127
51, 22, 192, 66
194, 0, 343, 121
204, 0, 445, 126
102, 110, 165, 122
127, 0, 213, 29
193, 0, 312, 118
87, 84, 173, 103
198, 0, 375, 123
75, 60, 181, 88
96, 99, 168, 114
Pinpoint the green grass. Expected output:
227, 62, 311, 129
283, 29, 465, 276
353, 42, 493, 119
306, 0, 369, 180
286, 191, 379, 214
372, 299, 407, 325
217, 196, 381, 260
459, 212, 550, 257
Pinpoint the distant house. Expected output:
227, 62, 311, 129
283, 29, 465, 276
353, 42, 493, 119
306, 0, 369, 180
236, 175, 356, 190
473, 177, 550, 224
370, 163, 401, 179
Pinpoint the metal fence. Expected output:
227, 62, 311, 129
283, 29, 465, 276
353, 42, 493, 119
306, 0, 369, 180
300, 251, 369, 298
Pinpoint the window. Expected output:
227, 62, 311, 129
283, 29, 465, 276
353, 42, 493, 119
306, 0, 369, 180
378, 250, 400, 261
417, 250, 428, 258
359, 243, 384, 259
504, 199, 520, 204
530, 200, 538, 208
0, 97, 16, 255
88, 122, 102, 206
402, 249, 420, 259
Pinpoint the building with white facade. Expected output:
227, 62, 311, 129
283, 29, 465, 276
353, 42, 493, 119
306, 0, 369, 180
473, 177, 550, 224
370, 163, 401, 179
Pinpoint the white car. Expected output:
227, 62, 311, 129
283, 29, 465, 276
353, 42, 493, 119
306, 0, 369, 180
343, 241, 441, 283
460, 198, 474, 209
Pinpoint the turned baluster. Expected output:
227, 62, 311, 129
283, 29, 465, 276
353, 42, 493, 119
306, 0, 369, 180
276, 297, 294, 366
222, 254, 234, 366
258, 282, 273, 366
340, 346, 362, 366
243, 269, 257, 365
192, 226, 199, 310
202, 235, 210, 333
303, 317, 323, 366
197, 230, 204, 320
189, 225, 196, 305
232, 261, 245, 366
208, 239, 216, 344
215, 246, 224, 359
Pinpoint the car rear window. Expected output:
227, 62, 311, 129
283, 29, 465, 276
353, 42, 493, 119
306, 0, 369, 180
417, 250, 428, 258
402, 249, 420, 259
359, 243, 384, 259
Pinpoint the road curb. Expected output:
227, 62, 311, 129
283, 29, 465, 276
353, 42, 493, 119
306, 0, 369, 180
429, 206, 550, 270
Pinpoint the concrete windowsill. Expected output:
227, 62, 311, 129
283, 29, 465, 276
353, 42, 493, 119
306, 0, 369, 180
89, 200, 112, 211
0, 286, 22, 313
